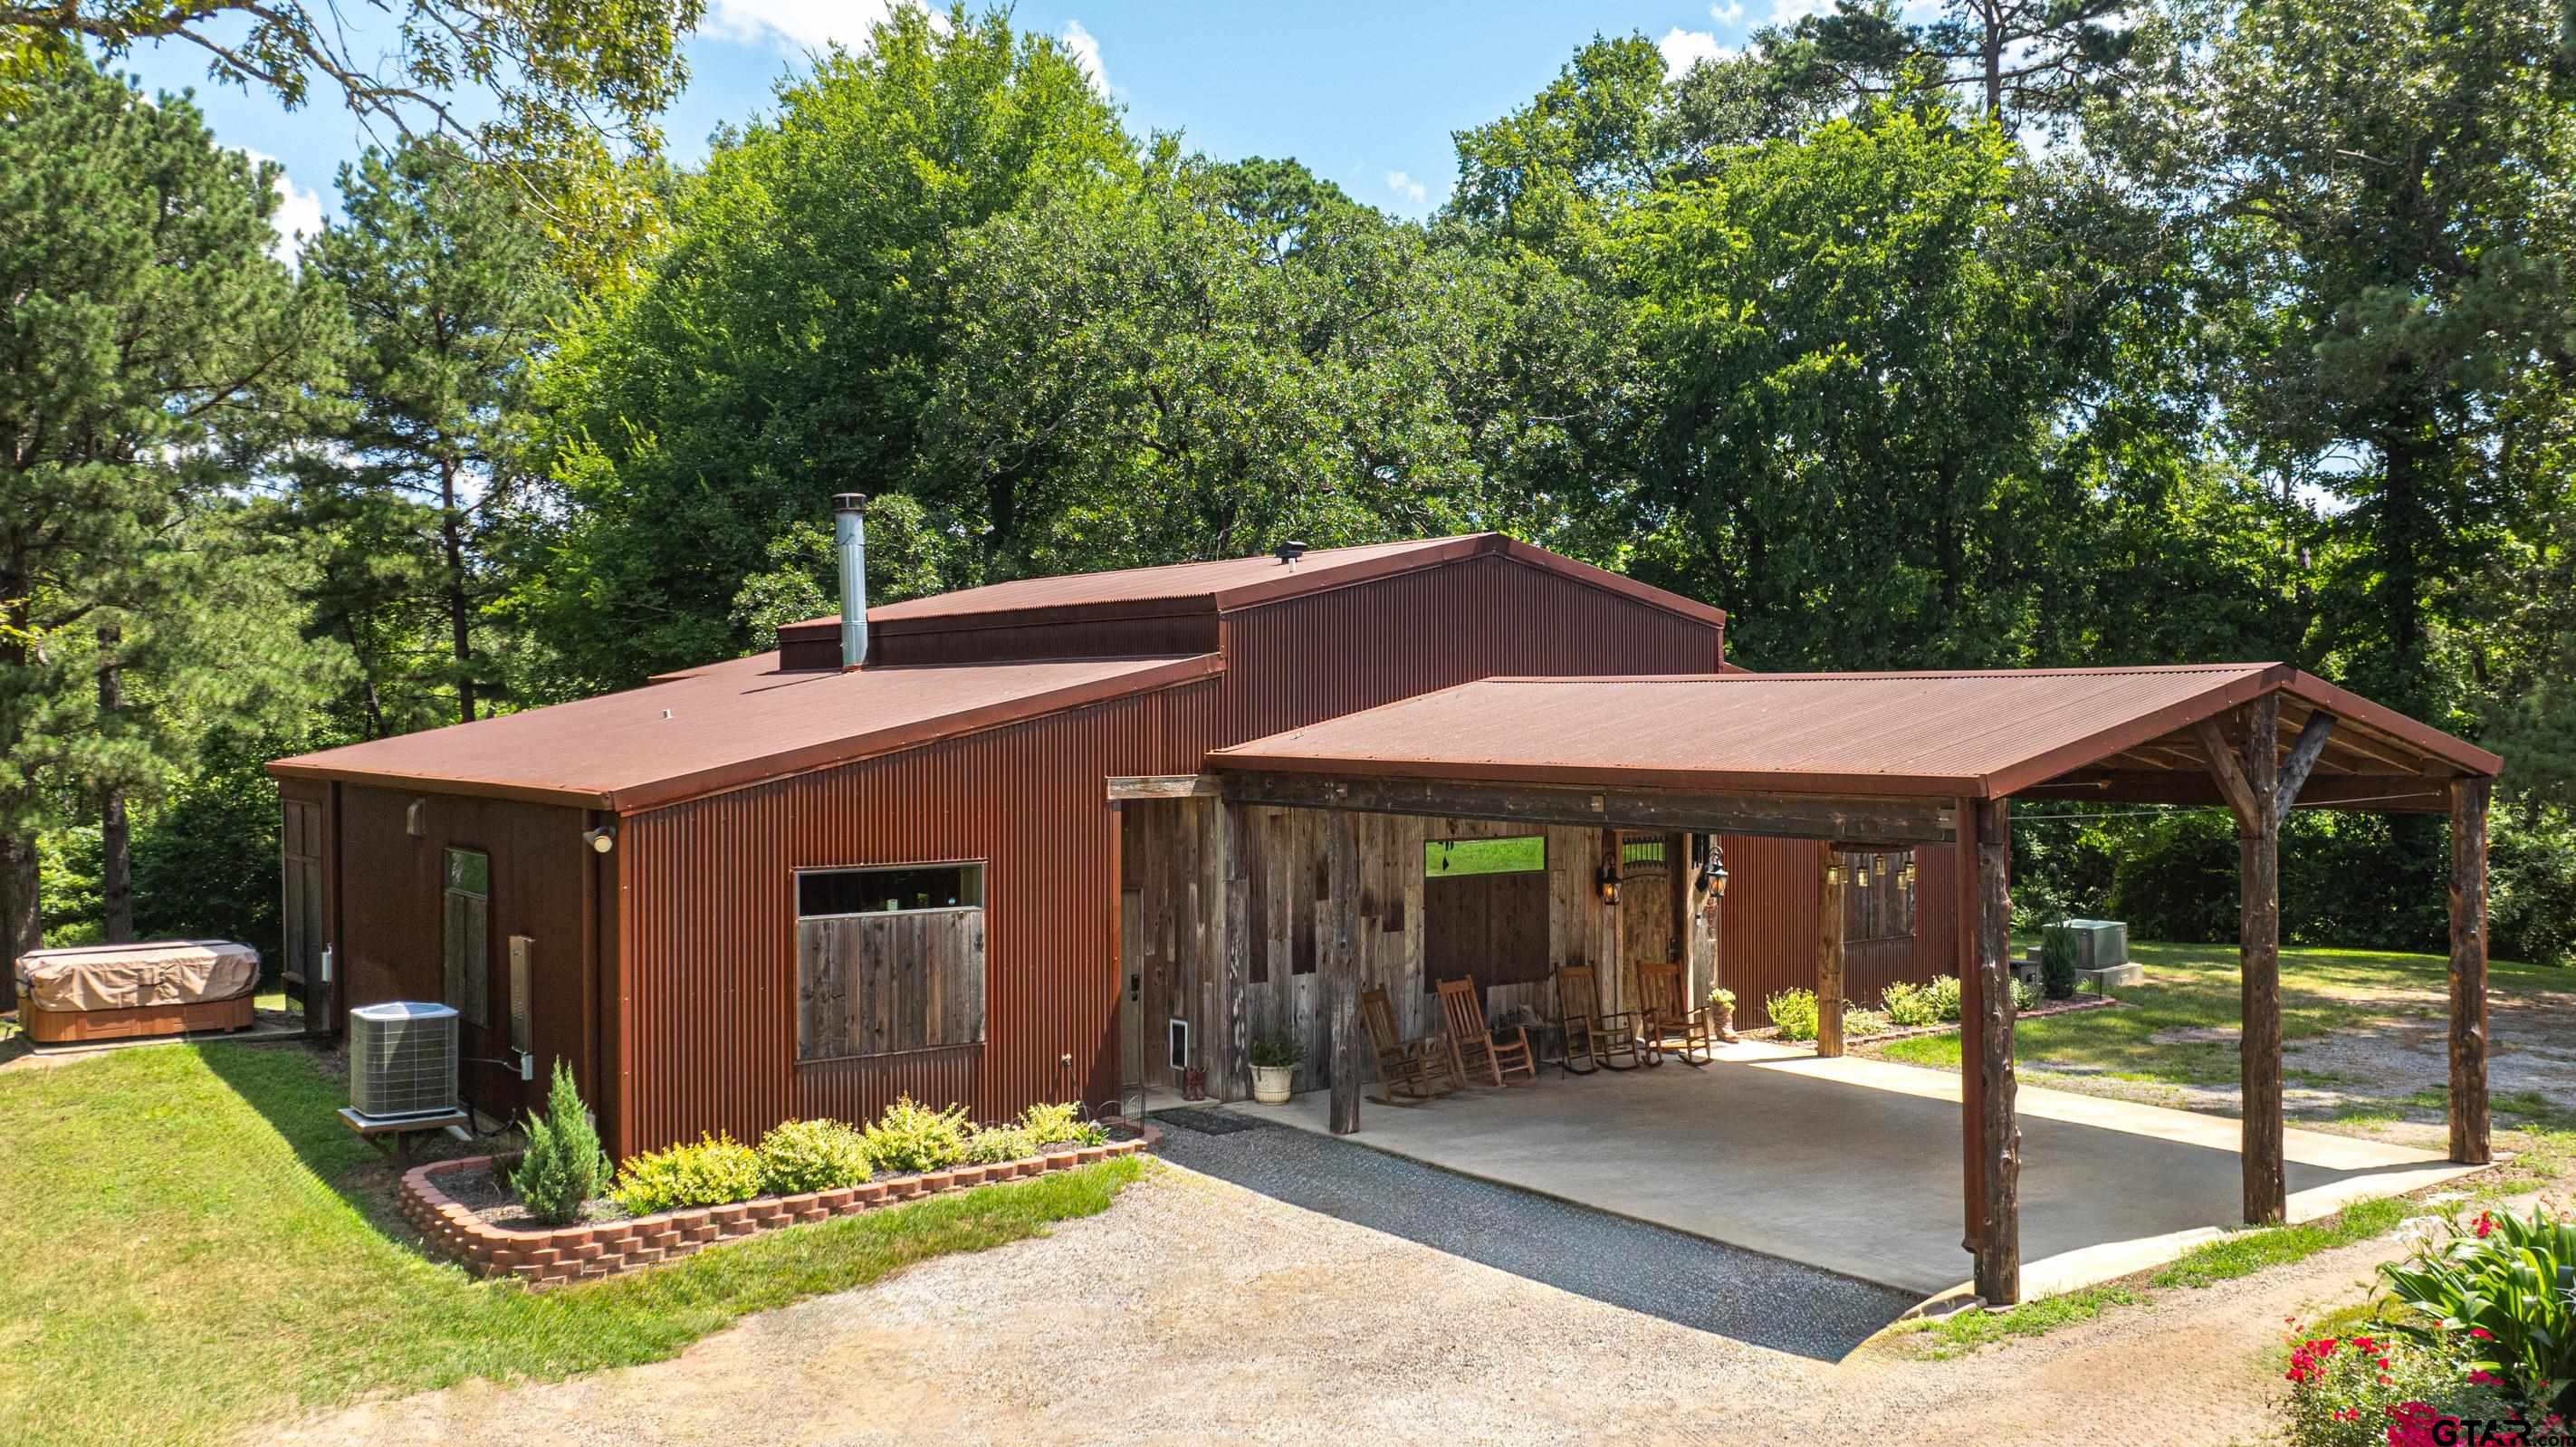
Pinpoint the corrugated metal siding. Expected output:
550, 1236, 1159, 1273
1220, 553, 1722, 739
330, 783, 595, 1119
1715, 837, 1960, 1029
618, 677, 1222, 1153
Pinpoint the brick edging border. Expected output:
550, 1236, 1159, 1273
397, 1126, 1163, 1288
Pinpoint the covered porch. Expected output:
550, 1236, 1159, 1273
1115, 663, 2504, 1306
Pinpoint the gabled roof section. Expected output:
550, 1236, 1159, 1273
1208, 665, 2500, 806
270, 652, 1223, 812
780, 532, 1726, 641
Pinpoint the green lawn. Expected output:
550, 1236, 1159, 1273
1865, 938, 2564, 1087
0, 1042, 1146, 1447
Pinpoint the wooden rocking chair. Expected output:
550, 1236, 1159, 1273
1361, 984, 1459, 1102
1552, 963, 1645, 1073
1635, 961, 1715, 1068
1436, 976, 1537, 1087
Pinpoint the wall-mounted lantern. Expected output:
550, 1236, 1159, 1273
1708, 840, 1729, 898
583, 823, 618, 855
1595, 862, 1622, 906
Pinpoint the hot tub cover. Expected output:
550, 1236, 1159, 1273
14, 940, 259, 1012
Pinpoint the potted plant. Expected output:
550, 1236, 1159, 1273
1708, 986, 1738, 1041
1249, 1034, 1303, 1104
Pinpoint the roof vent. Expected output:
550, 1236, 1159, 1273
835, 493, 869, 668
1274, 540, 1308, 566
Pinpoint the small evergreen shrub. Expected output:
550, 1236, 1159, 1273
609, 1132, 762, 1214
510, 1059, 608, 1226
963, 1126, 1035, 1165
2040, 922, 2082, 1000
861, 1096, 971, 1174
1019, 1100, 1106, 1147
754, 1117, 872, 1195
1249, 1034, 1303, 1068
1881, 981, 1936, 1028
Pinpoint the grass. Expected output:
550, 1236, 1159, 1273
1908, 1284, 2142, 1357
0, 1042, 1147, 1447
1423, 834, 1547, 877
2150, 1194, 2415, 1289
1867, 938, 2563, 1086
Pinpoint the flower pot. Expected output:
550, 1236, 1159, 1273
1716, 1002, 1738, 1042
1250, 1063, 1295, 1104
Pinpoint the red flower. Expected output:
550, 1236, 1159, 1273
2472, 1369, 2503, 1386
2476, 1211, 2496, 1239
2472, 1327, 2496, 1340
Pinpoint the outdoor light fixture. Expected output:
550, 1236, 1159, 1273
1827, 861, 1843, 887
1901, 858, 1915, 890
1855, 857, 1873, 888
583, 824, 618, 855
1595, 863, 1621, 906
1708, 842, 1729, 898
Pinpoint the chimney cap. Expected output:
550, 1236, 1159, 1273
1274, 540, 1308, 563
834, 493, 869, 513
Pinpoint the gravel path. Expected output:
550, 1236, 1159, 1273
265, 1151, 2485, 1447
1151, 1111, 1914, 1358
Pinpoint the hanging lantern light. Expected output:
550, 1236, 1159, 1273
1708, 841, 1729, 898
1826, 860, 1843, 887
1855, 854, 1873, 888
1595, 861, 1621, 906
1901, 857, 1916, 891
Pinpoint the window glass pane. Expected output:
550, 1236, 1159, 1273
799, 863, 983, 916
1422, 836, 1546, 877
445, 847, 489, 896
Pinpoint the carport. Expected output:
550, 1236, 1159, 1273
1168, 663, 2504, 1306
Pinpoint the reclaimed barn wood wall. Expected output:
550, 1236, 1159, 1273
796, 908, 988, 1061
1122, 801, 1713, 1099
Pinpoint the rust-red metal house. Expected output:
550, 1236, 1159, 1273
273, 533, 1952, 1157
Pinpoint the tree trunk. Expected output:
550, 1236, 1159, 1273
99, 626, 131, 943
441, 456, 476, 725
2, 556, 39, 963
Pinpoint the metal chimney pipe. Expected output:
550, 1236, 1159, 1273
834, 493, 868, 668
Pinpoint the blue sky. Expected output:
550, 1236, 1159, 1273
114, 2, 1815, 257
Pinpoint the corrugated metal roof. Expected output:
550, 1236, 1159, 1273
271, 652, 1222, 811
778, 532, 1727, 634
1209, 665, 2502, 799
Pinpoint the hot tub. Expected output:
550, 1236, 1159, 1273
12, 940, 261, 1045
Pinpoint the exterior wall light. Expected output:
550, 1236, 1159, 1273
1595, 863, 1621, 906
1709, 842, 1729, 898
583, 824, 618, 855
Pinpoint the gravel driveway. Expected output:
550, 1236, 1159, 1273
267, 1150, 2446, 1447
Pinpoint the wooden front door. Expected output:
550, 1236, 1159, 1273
281, 799, 327, 1033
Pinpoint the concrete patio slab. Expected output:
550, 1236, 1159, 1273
1232, 1044, 2477, 1298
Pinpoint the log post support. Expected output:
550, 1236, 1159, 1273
2199, 695, 2285, 1224
1815, 844, 1844, 1058
1670, 831, 1700, 1005
1967, 798, 2020, 1304
2450, 776, 2493, 1165
1326, 809, 1362, 1136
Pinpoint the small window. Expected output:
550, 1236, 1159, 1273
798, 863, 983, 917
1423, 836, 1547, 877
442, 847, 491, 1028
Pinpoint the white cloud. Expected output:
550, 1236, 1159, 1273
1385, 169, 1430, 206
704, 0, 899, 53
1656, 26, 1731, 78
1710, 0, 1748, 21
1060, 20, 1111, 95
1768, 0, 1837, 23
241, 149, 323, 263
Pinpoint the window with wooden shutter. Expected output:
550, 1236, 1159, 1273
443, 848, 490, 1026
795, 864, 987, 1062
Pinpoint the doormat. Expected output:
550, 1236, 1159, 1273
1149, 1107, 1258, 1136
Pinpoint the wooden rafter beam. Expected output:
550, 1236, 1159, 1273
1218, 770, 1958, 843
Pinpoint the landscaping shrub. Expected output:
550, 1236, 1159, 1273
1018, 1100, 1106, 1147
753, 1117, 872, 1195
1882, 976, 1963, 1029
510, 1059, 609, 1226
2040, 923, 2081, 1001
1842, 1007, 1889, 1038
861, 1096, 971, 1174
2381, 1207, 2576, 1421
1249, 1034, 1303, 1068
1765, 988, 1819, 1040
2011, 976, 2041, 1012
608, 1132, 762, 1214
963, 1126, 1034, 1164
2277, 1329, 2515, 1447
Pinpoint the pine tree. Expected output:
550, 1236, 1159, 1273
0, 59, 342, 958
298, 139, 565, 733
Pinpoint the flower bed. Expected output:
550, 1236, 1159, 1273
398, 1126, 1159, 1288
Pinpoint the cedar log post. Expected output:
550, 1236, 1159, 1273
1670, 831, 1699, 1004
1956, 799, 1988, 1291
2450, 776, 2493, 1164
2198, 696, 2286, 1224
1326, 808, 1362, 1136
1815, 844, 1845, 1058
1969, 797, 2020, 1304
